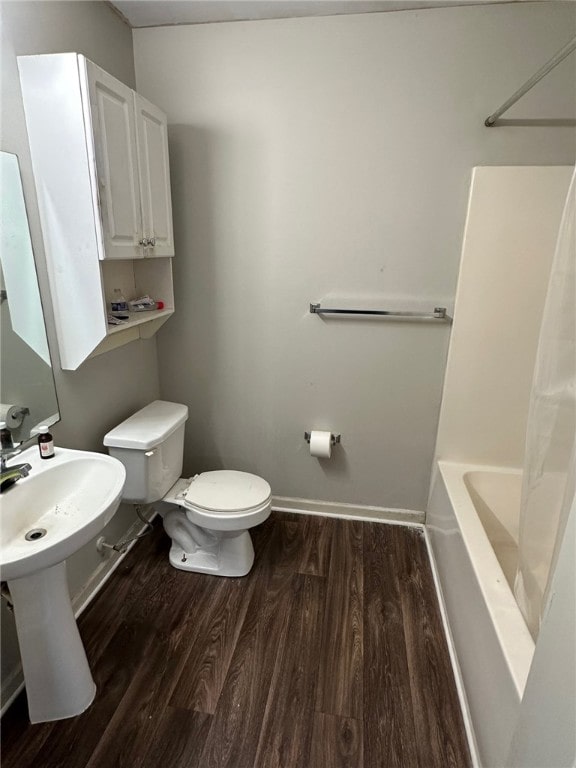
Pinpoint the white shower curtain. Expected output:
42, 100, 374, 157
515, 168, 576, 640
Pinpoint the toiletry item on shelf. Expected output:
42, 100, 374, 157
110, 288, 129, 314
107, 314, 128, 325
38, 425, 55, 459
129, 294, 159, 312
0, 421, 14, 450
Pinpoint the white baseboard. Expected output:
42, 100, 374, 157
0, 508, 156, 718
423, 529, 481, 768
272, 495, 424, 525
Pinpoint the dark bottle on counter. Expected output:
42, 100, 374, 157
38, 425, 55, 459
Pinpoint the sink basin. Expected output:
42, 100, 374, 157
0, 446, 125, 723
1, 446, 125, 580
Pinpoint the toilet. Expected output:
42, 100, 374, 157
103, 400, 271, 577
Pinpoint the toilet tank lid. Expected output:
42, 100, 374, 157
103, 400, 189, 450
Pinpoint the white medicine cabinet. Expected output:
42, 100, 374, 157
18, 53, 175, 370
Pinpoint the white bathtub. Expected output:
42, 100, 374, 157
427, 461, 535, 768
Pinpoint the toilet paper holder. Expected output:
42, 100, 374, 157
304, 432, 341, 445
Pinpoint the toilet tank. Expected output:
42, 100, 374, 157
103, 401, 189, 503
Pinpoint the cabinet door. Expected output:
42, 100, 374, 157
85, 60, 143, 259
134, 94, 174, 258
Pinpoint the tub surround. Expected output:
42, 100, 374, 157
427, 165, 574, 766
435, 166, 573, 468
463, 469, 522, 590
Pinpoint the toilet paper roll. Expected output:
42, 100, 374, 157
0, 404, 28, 429
309, 430, 332, 459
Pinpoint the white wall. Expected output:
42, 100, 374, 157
435, 166, 573, 467
134, 2, 576, 512
1, 1, 160, 707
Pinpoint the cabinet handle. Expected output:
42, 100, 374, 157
139, 238, 149, 247
149, 237, 156, 247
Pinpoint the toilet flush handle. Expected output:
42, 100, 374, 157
145, 450, 155, 457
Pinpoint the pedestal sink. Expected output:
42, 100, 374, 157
0, 446, 125, 722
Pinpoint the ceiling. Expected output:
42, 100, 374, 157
109, 0, 538, 28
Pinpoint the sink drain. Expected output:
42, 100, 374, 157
25, 528, 47, 541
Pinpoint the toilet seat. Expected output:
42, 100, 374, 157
184, 470, 271, 513
162, 471, 272, 532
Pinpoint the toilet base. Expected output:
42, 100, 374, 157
162, 509, 255, 577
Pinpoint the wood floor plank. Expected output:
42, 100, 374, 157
363, 522, 420, 768
83, 640, 179, 768
79, 518, 167, 664
83, 572, 214, 767
0, 694, 55, 768
316, 518, 364, 719
310, 712, 363, 768
298, 514, 333, 577
253, 574, 326, 768
170, 576, 255, 713
265, 515, 308, 574
170, 512, 277, 714
139, 706, 212, 768
197, 521, 301, 768
394, 527, 472, 768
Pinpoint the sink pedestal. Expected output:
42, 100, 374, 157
1, 446, 125, 722
8, 561, 96, 723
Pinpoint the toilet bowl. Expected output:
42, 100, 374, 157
158, 471, 271, 576
104, 401, 271, 577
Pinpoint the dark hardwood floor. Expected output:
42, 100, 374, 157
1, 513, 471, 768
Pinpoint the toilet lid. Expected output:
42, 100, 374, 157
184, 470, 271, 513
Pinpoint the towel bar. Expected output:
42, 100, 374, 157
309, 303, 451, 322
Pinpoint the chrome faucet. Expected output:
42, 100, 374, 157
0, 447, 32, 492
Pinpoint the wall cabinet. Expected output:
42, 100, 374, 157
18, 53, 175, 369
134, 94, 174, 257
86, 62, 174, 259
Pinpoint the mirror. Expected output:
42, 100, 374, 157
0, 151, 59, 443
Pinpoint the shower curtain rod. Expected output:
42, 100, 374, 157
485, 35, 576, 126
